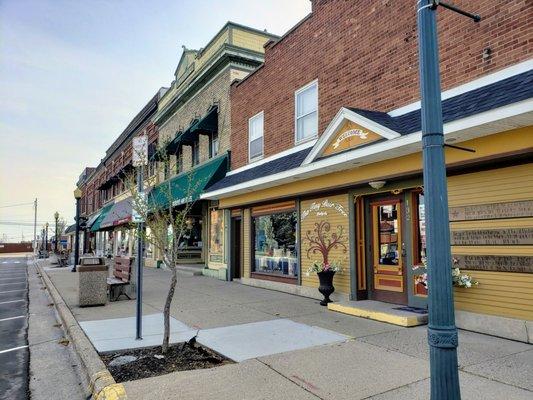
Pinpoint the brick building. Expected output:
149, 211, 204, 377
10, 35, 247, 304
202, 0, 533, 341
153, 22, 278, 272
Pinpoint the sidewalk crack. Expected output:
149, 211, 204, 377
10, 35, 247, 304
256, 359, 325, 400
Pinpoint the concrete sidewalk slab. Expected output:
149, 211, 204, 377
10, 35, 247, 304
369, 371, 533, 400
258, 340, 430, 400
462, 349, 533, 391
359, 325, 532, 367
79, 313, 197, 352
197, 319, 348, 362
124, 358, 317, 400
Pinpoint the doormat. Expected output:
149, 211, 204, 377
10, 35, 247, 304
393, 306, 428, 315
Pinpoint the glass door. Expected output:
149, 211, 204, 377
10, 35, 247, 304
370, 197, 407, 304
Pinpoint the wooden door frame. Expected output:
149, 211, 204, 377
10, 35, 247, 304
367, 195, 409, 305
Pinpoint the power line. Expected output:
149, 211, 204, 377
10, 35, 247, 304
0, 202, 34, 209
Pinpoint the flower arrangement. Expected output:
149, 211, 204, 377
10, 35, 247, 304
412, 258, 478, 289
306, 260, 342, 276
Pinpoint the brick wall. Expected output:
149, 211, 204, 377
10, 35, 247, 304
230, 0, 532, 169
158, 67, 234, 174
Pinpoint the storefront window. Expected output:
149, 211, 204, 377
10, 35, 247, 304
377, 204, 399, 265
178, 216, 202, 248
252, 211, 298, 278
415, 193, 427, 266
209, 209, 224, 262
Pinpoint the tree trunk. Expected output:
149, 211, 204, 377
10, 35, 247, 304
162, 265, 177, 353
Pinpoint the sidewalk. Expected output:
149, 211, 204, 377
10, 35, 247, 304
43, 261, 533, 400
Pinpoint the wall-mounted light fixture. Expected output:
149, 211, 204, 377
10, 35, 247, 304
369, 180, 386, 190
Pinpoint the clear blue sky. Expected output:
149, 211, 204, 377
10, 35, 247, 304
0, 0, 311, 242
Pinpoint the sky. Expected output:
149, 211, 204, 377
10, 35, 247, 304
0, 0, 311, 243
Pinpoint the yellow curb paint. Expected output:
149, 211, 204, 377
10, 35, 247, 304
327, 303, 427, 327
95, 384, 127, 400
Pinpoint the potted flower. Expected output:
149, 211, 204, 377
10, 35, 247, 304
412, 257, 478, 290
307, 261, 342, 306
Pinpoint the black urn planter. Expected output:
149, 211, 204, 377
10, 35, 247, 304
317, 270, 335, 306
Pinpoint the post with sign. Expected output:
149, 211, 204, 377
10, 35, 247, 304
132, 135, 148, 340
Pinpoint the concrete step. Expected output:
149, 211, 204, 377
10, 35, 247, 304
328, 300, 428, 327
175, 264, 204, 276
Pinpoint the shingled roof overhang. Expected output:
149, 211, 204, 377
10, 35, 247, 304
202, 69, 533, 201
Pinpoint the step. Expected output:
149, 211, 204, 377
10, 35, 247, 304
175, 264, 204, 276
328, 300, 428, 327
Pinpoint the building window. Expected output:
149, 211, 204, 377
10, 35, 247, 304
249, 111, 264, 162
295, 80, 318, 143
414, 192, 426, 266
176, 148, 183, 174
252, 210, 298, 278
209, 208, 224, 263
192, 141, 200, 166
211, 131, 219, 157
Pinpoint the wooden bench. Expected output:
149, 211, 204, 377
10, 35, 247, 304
107, 256, 134, 301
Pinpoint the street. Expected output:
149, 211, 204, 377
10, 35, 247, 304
0, 256, 29, 400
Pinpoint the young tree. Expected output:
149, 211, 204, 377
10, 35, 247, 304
124, 139, 199, 353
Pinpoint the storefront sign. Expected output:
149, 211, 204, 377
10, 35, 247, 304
332, 129, 369, 149
301, 199, 348, 220
132, 135, 148, 166
451, 228, 533, 245
453, 254, 533, 274
449, 200, 533, 221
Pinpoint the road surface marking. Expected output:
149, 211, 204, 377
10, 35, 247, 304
0, 282, 25, 285
0, 289, 27, 294
0, 315, 26, 322
0, 299, 24, 305
0, 345, 28, 355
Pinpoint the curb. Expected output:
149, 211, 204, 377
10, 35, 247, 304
33, 258, 127, 400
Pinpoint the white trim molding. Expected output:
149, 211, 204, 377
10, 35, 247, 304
202, 99, 533, 200
303, 107, 401, 165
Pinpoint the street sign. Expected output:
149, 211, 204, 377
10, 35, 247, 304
132, 135, 148, 166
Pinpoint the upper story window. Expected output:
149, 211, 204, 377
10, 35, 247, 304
249, 111, 264, 162
211, 131, 219, 157
295, 80, 318, 143
192, 140, 200, 166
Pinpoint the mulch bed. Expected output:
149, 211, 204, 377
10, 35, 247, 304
101, 340, 232, 382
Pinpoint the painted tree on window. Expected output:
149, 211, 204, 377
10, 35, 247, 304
304, 221, 347, 264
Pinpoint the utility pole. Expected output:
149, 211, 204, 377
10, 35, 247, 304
417, 1, 480, 399
33, 198, 37, 254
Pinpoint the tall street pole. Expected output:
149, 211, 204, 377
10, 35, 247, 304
33, 198, 37, 254
73, 188, 82, 272
136, 164, 144, 340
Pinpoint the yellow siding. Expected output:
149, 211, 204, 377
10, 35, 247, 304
300, 194, 351, 294
231, 28, 271, 53
219, 127, 533, 209
448, 163, 533, 321
242, 208, 251, 278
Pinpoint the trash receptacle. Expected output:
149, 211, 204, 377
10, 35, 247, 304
78, 256, 108, 307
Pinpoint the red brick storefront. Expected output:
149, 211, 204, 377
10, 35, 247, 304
230, 0, 532, 169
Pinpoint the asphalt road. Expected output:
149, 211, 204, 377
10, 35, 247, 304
0, 256, 29, 400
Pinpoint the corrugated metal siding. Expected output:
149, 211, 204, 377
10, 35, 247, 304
448, 163, 533, 321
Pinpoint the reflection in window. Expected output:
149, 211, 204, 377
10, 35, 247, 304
416, 193, 427, 265
253, 211, 298, 277
377, 204, 399, 265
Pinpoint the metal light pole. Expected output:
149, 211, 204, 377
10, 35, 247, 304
45, 222, 49, 252
417, 1, 480, 399
54, 211, 59, 253
72, 187, 82, 272
33, 198, 38, 254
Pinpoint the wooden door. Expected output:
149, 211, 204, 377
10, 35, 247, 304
370, 197, 407, 304
231, 218, 242, 279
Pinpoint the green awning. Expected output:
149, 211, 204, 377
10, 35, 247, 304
149, 152, 228, 209
166, 124, 197, 155
90, 202, 115, 232
190, 106, 217, 135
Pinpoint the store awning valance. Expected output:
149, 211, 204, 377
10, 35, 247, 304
149, 152, 228, 209
65, 224, 76, 234
166, 126, 197, 155
90, 202, 115, 232
190, 106, 217, 135
86, 211, 102, 229
100, 198, 132, 229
